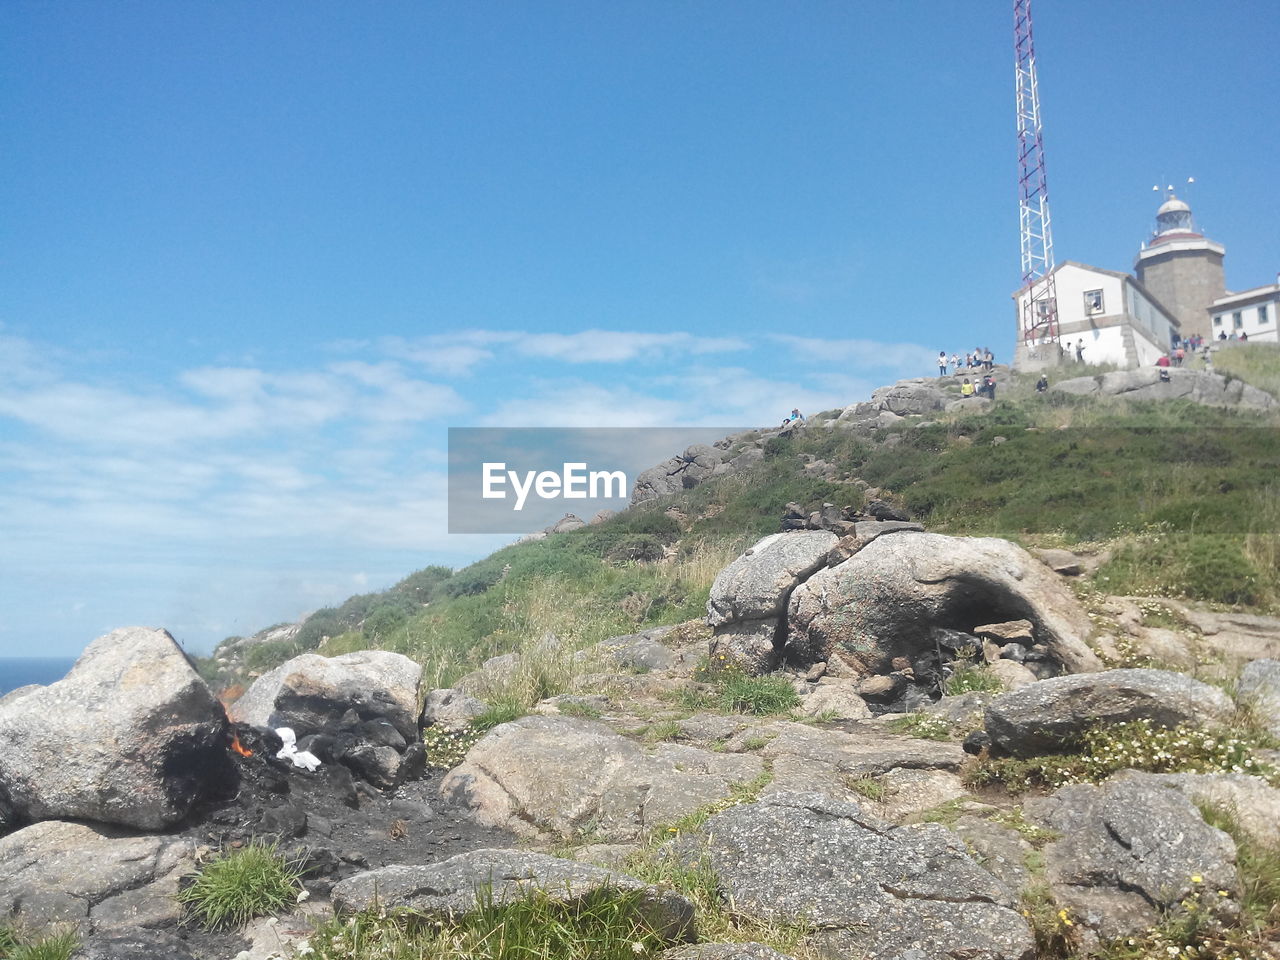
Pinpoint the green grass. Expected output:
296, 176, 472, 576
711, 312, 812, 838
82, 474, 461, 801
309, 887, 674, 960
845, 775, 888, 801
714, 672, 800, 715
1213, 342, 1280, 399
1196, 802, 1280, 932
176, 842, 305, 930
944, 663, 1004, 696
471, 699, 526, 733
0, 930, 79, 960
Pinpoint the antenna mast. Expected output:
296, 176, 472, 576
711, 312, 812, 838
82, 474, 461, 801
1014, 0, 1058, 348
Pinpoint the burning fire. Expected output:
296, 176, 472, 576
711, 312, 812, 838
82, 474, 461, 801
229, 732, 253, 758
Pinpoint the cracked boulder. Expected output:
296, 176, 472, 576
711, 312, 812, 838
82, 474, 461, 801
333, 848, 695, 942
0, 820, 197, 932
983, 668, 1234, 757
440, 716, 763, 841
669, 791, 1033, 960
706, 531, 836, 674
0, 626, 234, 830
632, 444, 727, 504
231, 649, 422, 741
786, 533, 1101, 679
1025, 778, 1241, 944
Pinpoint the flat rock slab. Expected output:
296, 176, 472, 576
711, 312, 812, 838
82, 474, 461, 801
1114, 769, 1280, 847
232, 649, 422, 740
1025, 778, 1240, 943
441, 716, 764, 841
671, 791, 1033, 960
70, 931, 201, 960
660, 945, 796, 960
0, 626, 233, 829
760, 720, 966, 776
332, 848, 695, 942
0, 820, 196, 931
984, 668, 1234, 757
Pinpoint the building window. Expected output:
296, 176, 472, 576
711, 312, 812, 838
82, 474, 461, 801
1084, 289, 1104, 314
1213, 315, 1223, 327
1233, 312, 1243, 329
1260, 304, 1270, 325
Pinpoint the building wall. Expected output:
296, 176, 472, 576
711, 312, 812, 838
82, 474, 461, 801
1135, 245, 1226, 342
1211, 293, 1280, 343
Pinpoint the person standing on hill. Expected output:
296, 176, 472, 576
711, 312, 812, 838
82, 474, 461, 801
961, 378, 975, 398
938, 351, 948, 377
984, 374, 997, 400
1076, 339, 1085, 363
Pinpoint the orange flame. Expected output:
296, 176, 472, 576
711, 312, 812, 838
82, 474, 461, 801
230, 732, 253, 758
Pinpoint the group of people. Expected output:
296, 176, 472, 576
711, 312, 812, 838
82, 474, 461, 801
959, 373, 998, 400
938, 348, 995, 377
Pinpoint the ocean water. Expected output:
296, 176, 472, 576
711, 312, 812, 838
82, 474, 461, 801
0, 657, 77, 697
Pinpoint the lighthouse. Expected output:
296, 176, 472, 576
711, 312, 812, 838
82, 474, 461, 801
1134, 194, 1226, 344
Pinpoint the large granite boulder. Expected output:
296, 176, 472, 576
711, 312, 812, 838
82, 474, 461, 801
332, 848, 695, 942
706, 532, 838, 675
420, 688, 488, 731
0, 627, 233, 829
670, 791, 1033, 960
1025, 778, 1240, 944
1238, 658, 1280, 738
787, 533, 1100, 676
1050, 367, 1277, 409
441, 716, 763, 841
707, 532, 838, 627
231, 649, 422, 740
0, 820, 197, 931
984, 668, 1234, 757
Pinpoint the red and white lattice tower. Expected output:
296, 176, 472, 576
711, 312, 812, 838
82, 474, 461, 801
1014, 0, 1059, 348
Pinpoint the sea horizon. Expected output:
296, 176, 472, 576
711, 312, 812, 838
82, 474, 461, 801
0, 656, 77, 697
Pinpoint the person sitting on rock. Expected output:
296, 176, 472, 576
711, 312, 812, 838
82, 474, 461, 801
1036, 374, 1048, 393
960, 378, 975, 398
1159, 367, 1172, 382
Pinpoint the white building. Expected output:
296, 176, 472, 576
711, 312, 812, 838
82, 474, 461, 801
1014, 260, 1179, 368
1209, 281, 1280, 344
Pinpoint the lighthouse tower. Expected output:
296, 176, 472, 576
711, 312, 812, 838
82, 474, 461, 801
1134, 194, 1225, 343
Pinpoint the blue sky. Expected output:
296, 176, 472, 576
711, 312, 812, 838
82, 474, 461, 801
2, 1, 1277, 657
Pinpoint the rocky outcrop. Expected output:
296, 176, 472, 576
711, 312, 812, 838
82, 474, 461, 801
441, 716, 764, 841
332, 848, 695, 942
1050, 367, 1277, 409
869, 379, 949, 415
231, 650, 422, 741
786, 533, 1101, 680
588, 626, 679, 673
632, 444, 728, 504
670, 791, 1033, 960
1025, 778, 1240, 943
983, 668, 1234, 757
0, 627, 233, 830
0, 820, 196, 931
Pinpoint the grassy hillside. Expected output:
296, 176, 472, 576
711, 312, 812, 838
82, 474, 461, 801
203, 345, 1280, 699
